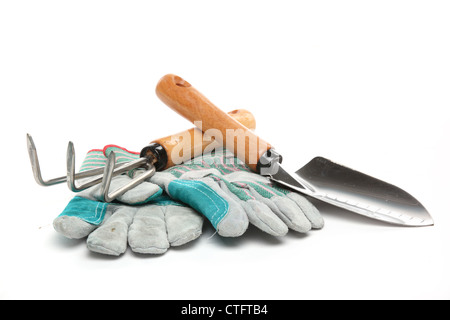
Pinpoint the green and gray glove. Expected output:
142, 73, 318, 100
105, 147, 324, 238
54, 147, 203, 256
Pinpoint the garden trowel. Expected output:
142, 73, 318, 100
155, 74, 433, 227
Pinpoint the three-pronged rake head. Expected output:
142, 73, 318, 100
26, 110, 256, 203
26, 134, 156, 202
27, 133, 106, 187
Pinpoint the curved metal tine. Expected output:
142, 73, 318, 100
27, 133, 65, 186
27, 134, 107, 186
100, 152, 156, 203
67, 142, 147, 192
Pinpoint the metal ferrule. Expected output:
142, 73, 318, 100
256, 149, 283, 176
139, 143, 168, 171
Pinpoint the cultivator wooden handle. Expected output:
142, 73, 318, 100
146, 109, 256, 169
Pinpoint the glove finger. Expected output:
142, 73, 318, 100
218, 181, 288, 236
240, 200, 288, 236
247, 187, 312, 233
246, 180, 323, 230
128, 206, 170, 254
86, 206, 136, 256
225, 173, 314, 232
53, 216, 97, 240
286, 192, 324, 229
53, 196, 112, 239
164, 204, 204, 247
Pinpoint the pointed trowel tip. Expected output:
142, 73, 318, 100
421, 214, 434, 227
413, 197, 434, 226
405, 205, 434, 227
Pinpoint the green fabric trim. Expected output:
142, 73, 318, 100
168, 179, 228, 229
59, 196, 108, 226
104, 146, 140, 163
151, 194, 185, 207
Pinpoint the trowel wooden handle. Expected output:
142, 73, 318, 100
155, 74, 271, 172
143, 109, 256, 170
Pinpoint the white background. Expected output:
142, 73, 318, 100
1, 1, 449, 300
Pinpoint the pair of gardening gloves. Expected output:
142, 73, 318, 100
54, 146, 324, 256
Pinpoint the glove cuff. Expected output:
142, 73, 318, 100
103, 145, 140, 163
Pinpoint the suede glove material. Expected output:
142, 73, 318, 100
104, 147, 324, 238
54, 148, 203, 256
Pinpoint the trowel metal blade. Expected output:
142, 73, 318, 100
270, 157, 433, 226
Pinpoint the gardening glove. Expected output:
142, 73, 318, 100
105, 146, 324, 238
53, 147, 203, 256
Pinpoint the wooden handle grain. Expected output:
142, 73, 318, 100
155, 74, 271, 172
152, 109, 256, 169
